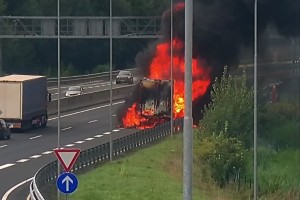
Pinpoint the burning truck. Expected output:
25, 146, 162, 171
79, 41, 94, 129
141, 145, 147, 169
139, 78, 172, 118
121, 78, 173, 129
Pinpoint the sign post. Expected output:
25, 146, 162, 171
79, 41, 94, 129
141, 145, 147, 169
54, 148, 81, 195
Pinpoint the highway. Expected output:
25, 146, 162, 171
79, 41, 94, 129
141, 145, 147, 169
48, 78, 139, 100
0, 101, 137, 200
0, 62, 297, 200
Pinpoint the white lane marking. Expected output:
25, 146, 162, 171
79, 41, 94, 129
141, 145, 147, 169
0, 145, 7, 149
29, 135, 42, 140
103, 132, 111, 135
75, 141, 85, 144
85, 138, 95, 141
94, 134, 103, 138
1, 101, 127, 199
88, 120, 98, 124
48, 101, 125, 121
16, 159, 29, 163
49, 80, 106, 90
42, 151, 53, 155
26, 194, 30, 200
65, 144, 75, 147
53, 147, 64, 150
62, 127, 72, 131
30, 155, 41, 159
1, 177, 33, 200
112, 114, 117, 117
0, 163, 15, 170
113, 129, 120, 132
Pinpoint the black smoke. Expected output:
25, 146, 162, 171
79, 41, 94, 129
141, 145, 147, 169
159, 0, 299, 69
119, 0, 300, 125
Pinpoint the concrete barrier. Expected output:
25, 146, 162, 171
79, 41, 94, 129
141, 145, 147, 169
48, 85, 134, 115
47, 68, 140, 87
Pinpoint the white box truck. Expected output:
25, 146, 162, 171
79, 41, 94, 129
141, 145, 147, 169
0, 75, 50, 131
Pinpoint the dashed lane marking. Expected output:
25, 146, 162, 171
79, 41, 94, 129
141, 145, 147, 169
94, 135, 103, 138
65, 144, 75, 147
112, 114, 117, 117
88, 120, 98, 124
75, 141, 85, 144
0, 163, 15, 170
29, 135, 42, 140
42, 151, 53, 155
48, 101, 125, 121
16, 159, 29, 163
85, 138, 95, 141
61, 127, 72, 131
0, 145, 7, 149
113, 129, 120, 132
103, 132, 111, 135
29, 155, 41, 159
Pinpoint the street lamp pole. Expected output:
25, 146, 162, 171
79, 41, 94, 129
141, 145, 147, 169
253, 0, 258, 199
109, 0, 113, 162
170, 0, 174, 137
183, 0, 193, 199
57, 0, 61, 199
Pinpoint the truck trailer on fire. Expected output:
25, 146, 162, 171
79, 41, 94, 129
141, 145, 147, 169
138, 78, 172, 123
0, 75, 51, 131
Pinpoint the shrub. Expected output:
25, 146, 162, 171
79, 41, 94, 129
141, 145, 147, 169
195, 128, 246, 187
198, 66, 254, 146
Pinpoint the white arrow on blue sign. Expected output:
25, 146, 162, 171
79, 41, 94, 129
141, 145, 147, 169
57, 172, 78, 194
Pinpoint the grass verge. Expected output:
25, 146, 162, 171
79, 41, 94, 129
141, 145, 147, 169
67, 134, 299, 200
69, 134, 205, 200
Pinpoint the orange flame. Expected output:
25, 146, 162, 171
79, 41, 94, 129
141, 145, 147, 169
122, 38, 211, 129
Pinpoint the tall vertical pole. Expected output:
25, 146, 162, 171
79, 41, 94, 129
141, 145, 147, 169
170, 0, 174, 137
253, 0, 258, 199
183, 0, 193, 199
57, 0, 61, 199
109, 0, 113, 162
0, 39, 2, 76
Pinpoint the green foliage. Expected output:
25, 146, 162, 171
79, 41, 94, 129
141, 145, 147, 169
261, 148, 299, 195
0, 0, 6, 14
199, 67, 254, 146
92, 64, 110, 73
195, 130, 246, 187
60, 63, 79, 77
244, 147, 300, 196
258, 103, 300, 149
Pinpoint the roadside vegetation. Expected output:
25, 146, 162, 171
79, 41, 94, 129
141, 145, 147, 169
194, 67, 300, 199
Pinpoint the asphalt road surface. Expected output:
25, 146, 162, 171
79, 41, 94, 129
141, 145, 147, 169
0, 101, 138, 200
48, 78, 140, 100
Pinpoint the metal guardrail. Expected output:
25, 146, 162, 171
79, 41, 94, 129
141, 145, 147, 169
46, 68, 139, 87
29, 119, 183, 200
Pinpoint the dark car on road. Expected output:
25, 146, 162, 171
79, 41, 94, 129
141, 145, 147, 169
0, 119, 11, 140
116, 70, 134, 84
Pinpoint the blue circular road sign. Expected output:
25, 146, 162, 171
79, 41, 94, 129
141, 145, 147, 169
56, 172, 78, 194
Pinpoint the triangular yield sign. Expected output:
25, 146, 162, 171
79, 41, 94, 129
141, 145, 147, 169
54, 148, 81, 172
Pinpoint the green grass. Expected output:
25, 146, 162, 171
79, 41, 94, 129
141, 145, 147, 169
258, 148, 300, 199
69, 134, 204, 200
67, 134, 300, 200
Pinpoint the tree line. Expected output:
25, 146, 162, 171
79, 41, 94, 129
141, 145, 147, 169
0, 0, 169, 76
